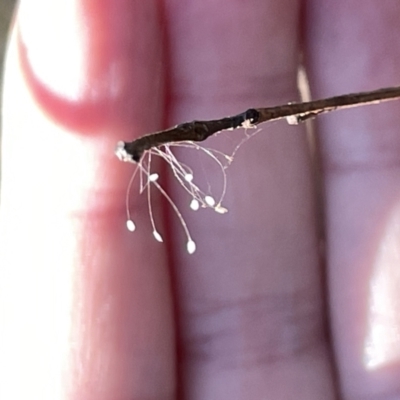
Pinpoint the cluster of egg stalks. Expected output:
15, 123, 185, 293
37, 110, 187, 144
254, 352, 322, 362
125, 170, 227, 255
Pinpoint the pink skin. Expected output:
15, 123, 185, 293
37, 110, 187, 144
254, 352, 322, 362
1, 0, 400, 399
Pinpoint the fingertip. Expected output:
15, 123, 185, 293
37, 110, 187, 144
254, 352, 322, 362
17, 0, 164, 133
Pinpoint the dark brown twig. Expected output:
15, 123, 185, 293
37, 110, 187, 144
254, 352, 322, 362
115, 86, 400, 163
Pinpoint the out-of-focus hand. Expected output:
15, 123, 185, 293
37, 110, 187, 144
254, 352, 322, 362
2, 1, 400, 399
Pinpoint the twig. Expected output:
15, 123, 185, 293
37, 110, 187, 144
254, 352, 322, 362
115, 85, 400, 163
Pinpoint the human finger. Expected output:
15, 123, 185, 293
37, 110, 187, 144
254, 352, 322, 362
164, 1, 336, 399
0, 2, 175, 399
305, 1, 400, 398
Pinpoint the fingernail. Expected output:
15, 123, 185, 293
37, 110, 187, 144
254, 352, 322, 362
18, 0, 89, 101
364, 205, 400, 369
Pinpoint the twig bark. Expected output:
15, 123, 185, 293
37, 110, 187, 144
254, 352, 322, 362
116, 86, 400, 163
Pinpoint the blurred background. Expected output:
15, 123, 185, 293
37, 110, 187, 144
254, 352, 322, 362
1, 0, 16, 91
0, 0, 15, 71
0, 0, 17, 178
